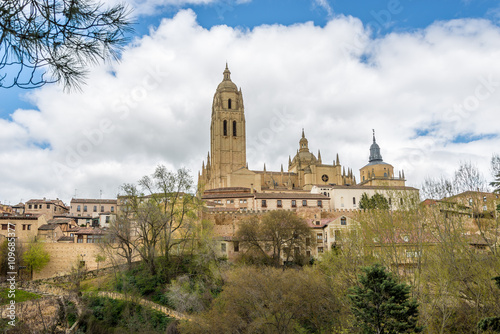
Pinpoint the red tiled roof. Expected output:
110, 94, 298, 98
71, 198, 117, 204
75, 228, 105, 235
255, 193, 327, 200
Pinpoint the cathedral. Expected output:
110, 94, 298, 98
197, 64, 405, 195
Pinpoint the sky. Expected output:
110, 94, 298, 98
1, 0, 500, 205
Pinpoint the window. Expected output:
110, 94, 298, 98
87, 235, 94, 243
46, 204, 50, 209
469, 198, 473, 206
306, 237, 310, 247
223, 120, 227, 136
400, 198, 403, 205
93, 205, 97, 212
28, 204, 32, 209
111, 206, 114, 212
384, 173, 387, 177
34, 204, 38, 209
317, 200, 322, 207
318, 247, 324, 253
317, 233, 323, 241
83, 205, 87, 212
106, 216, 110, 223
483, 196, 487, 202
77, 236, 84, 243
341, 217, 347, 226
2, 224, 8, 230
302, 200, 307, 206
406, 251, 421, 258
101, 206, 104, 212
228, 98, 232, 109
277, 200, 282, 208
27, 224, 31, 230
262, 200, 267, 207
389, 198, 392, 205
221, 243, 226, 252
227, 200, 231, 204
353, 197, 356, 205
315, 221, 320, 226
234, 241, 239, 252
233, 121, 237, 137
306, 250, 311, 257
291, 200, 296, 208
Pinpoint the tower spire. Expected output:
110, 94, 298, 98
318, 149, 322, 164
223, 63, 231, 81
369, 130, 383, 163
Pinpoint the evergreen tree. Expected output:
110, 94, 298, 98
478, 276, 500, 332
348, 263, 422, 334
359, 193, 389, 210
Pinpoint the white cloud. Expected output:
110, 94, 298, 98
313, 0, 333, 16
1, 10, 500, 204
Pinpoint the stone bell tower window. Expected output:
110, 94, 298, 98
233, 121, 237, 137
228, 98, 232, 109
223, 120, 227, 136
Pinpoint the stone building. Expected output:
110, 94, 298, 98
25, 198, 68, 219
197, 65, 356, 193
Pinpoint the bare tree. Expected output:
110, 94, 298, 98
117, 165, 198, 275
101, 211, 136, 270
237, 211, 312, 267
0, 0, 132, 90
490, 154, 500, 194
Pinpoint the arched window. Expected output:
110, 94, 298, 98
341, 217, 347, 225
223, 120, 227, 136
228, 98, 232, 109
233, 121, 237, 136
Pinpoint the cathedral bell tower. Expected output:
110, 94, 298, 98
209, 64, 246, 189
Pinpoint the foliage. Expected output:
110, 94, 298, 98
23, 240, 50, 273
0, 0, 132, 90
348, 264, 422, 334
478, 276, 500, 333
0, 288, 41, 305
115, 165, 199, 275
180, 266, 341, 334
79, 295, 173, 333
359, 193, 390, 210
236, 210, 312, 267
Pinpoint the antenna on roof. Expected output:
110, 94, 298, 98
74, 189, 77, 198
100, 190, 102, 199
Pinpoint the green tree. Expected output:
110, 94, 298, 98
478, 276, 500, 332
0, 0, 132, 90
23, 240, 50, 279
118, 165, 199, 275
359, 193, 389, 210
348, 263, 422, 334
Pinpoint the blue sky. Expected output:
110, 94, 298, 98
1, 0, 500, 203
2, 0, 500, 118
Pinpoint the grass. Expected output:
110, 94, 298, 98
0, 288, 41, 305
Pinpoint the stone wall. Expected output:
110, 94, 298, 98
30, 242, 116, 280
